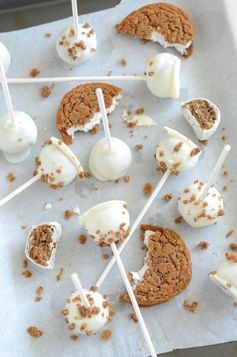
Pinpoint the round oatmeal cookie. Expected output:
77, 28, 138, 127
116, 3, 195, 57
120, 224, 192, 306
56, 83, 122, 144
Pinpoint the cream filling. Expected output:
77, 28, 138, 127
66, 94, 121, 135
151, 31, 192, 55
125, 113, 157, 127
25, 222, 62, 270
209, 261, 237, 300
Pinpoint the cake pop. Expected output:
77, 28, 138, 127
25, 222, 62, 270
0, 137, 83, 207
7, 53, 181, 99
178, 145, 230, 228
0, 61, 37, 163
181, 98, 221, 141
56, 0, 96, 66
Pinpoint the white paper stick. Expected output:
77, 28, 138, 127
71, 272, 90, 307
199, 145, 231, 201
110, 242, 156, 357
6, 75, 145, 85
0, 174, 41, 207
95, 169, 171, 288
96, 88, 113, 152
0, 61, 15, 126
71, 0, 80, 38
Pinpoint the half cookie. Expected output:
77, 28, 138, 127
181, 99, 221, 141
56, 83, 122, 144
116, 3, 195, 57
120, 224, 192, 306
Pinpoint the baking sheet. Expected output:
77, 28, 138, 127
0, 0, 237, 356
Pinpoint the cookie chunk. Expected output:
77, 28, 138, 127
116, 3, 195, 57
56, 83, 122, 144
120, 224, 192, 306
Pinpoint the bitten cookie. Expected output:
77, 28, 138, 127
56, 83, 122, 144
120, 224, 192, 306
116, 3, 195, 57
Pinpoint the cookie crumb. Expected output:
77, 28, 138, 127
225, 252, 237, 263
91, 125, 100, 135
107, 70, 113, 76
102, 253, 110, 260
226, 230, 234, 238
197, 241, 209, 249
222, 135, 228, 141
223, 170, 228, 177
35, 286, 43, 302
163, 193, 173, 202
21, 224, 27, 230
101, 329, 112, 340
119, 58, 127, 66
41, 85, 51, 98
64, 210, 76, 220
79, 171, 92, 179
135, 144, 143, 151
183, 299, 198, 313
200, 139, 208, 146
56, 267, 64, 281
229, 243, 237, 251
22, 271, 32, 278
223, 185, 228, 192
70, 334, 78, 341
123, 175, 130, 183
44, 32, 52, 37
29, 68, 40, 77
175, 216, 183, 224
7, 172, 16, 182
23, 258, 28, 269
27, 326, 43, 337
79, 234, 87, 245
128, 313, 138, 323
143, 183, 153, 197
135, 107, 144, 115
90, 285, 98, 292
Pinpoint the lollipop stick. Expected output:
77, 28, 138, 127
0, 61, 15, 126
199, 145, 231, 201
96, 88, 113, 152
95, 169, 171, 288
6, 75, 145, 85
0, 174, 41, 207
71, 0, 80, 38
110, 242, 156, 357
71, 272, 90, 307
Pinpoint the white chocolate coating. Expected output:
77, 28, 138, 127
156, 127, 201, 174
0, 111, 37, 163
178, 180, 224, 228
88, 137, 132, 181
56, 24, 97, 66
25, 222, 62, 270
151, 31, 192, 56
209, 261, 237, 300
79, 200, 130, 245
64, 290, 110, 335
0, 41, 11, 73
145, 53, 181, 99
181, 98, 221, 141
38, 137, 83, 186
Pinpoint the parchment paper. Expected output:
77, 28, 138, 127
0, 1, 237, 356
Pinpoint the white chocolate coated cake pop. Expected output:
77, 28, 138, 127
36, 137, 83, 188
145, 53, 181, 99
0, 111, 37, 163
0, 41, 11, 72
56, 23, 97, 66
156, 127, 201, 174
88, 137, 132, 181
209, 259, 237, 300
62, 290, 110, 335
178, 180, 224, 228
181, 98, 221, 141
79, 200, 130, 246
25, 222, 62, 270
